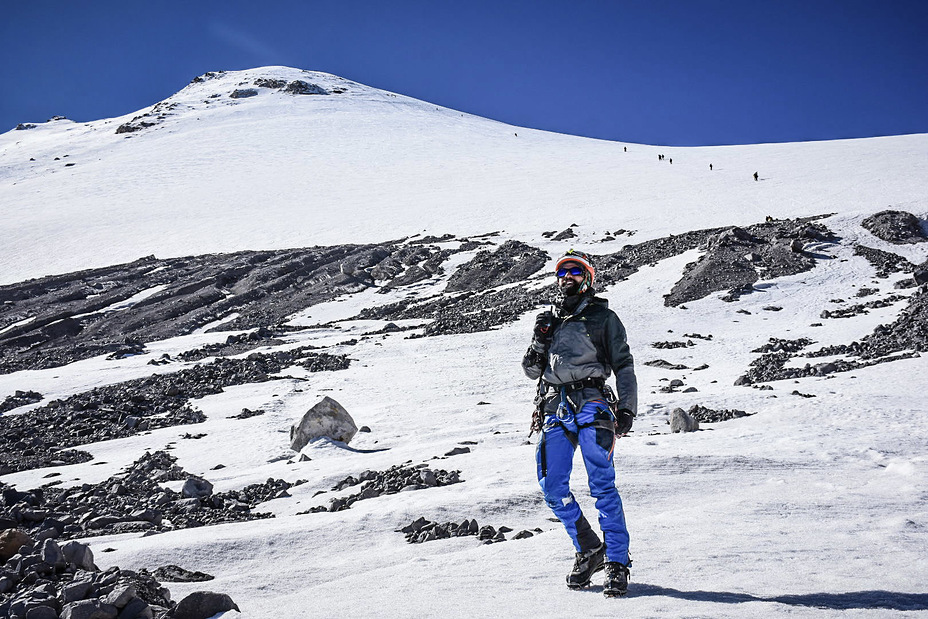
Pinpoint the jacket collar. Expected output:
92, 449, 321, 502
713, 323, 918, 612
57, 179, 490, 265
558, 291, 597, 317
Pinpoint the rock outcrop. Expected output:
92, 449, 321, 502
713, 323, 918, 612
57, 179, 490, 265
861, 210, 927, 245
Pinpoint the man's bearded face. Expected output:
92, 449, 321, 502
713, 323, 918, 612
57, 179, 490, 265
557, 261, 585, 296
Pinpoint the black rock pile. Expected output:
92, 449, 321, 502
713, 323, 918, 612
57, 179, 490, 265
299, 352, 352, 372
0, 216, 845, 365
169, 327, 284, 362
736, 343, 919, 386
733, 281, 928, 385
227, 408, 265, 420
0, 240, 452, 374
1, 452, 300, 539
686, 405, 752, 423
356, 241, 553, 335
820, 294, 908, 319
0, 349, 347, 475
861, 210, 927, 245
751, 338, 815, 354
151, 565, 213, 583
444, 241, 548, 293
356, 221, 809, 337
818, 288, 928, 361
115, 100, 180, 135
736, 351, 851, 385
652, 341, 694, 349
283, 80, 328, 95
664, 217, 837, 307
399, 517, 539, 544
0, 391, 43, 414
853, 245, 916, 278
253, 78, 286, 89
644, 360, 688, 370
0, 535, 174, 619
302, 465, 462, 514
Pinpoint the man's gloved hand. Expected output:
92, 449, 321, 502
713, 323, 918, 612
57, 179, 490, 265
614, 409, 635, 435
531, 310, 555, 352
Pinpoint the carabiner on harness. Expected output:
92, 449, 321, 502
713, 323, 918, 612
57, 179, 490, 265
555, 387, 575, 424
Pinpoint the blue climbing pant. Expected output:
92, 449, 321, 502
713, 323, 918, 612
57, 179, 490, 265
536, 397, 630, 565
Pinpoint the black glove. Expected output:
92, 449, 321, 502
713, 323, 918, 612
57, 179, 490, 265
531, 311, 554, 352
614, 408, 635, 435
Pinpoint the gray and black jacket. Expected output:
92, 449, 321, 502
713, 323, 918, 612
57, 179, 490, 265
522, 294, 638, 416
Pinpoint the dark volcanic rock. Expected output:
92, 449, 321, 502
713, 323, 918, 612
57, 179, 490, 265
687, 404, 752, 423
0, 217, 841, 372
736, 288, 926, 384
284, 80, 327, 95
172, 327, 285, 362
229, 88, 258, 98
665, 227, 761, 306
0, 390, 43, 414
152, 565, 214, 583
751, 338, 814, 354
644, 360, 688, 370
820, 294, 908, 319
318, 465, 462, 513
173, 591, 239, 619
853, 245, 916, 278
0, 242, 450, 374
664, 218, 836, 307
851, 287, 928, 359
0, 351, 349, 474
253, 78, 287, 89
399, 517, 526, 545
861, 210, 927, 244
0, 452, 300, 539
444, 241, 548, 293
652, 341, 694, 349
355, 225, 749, 336
115, 120, 155, 134
0, 538, 174, 619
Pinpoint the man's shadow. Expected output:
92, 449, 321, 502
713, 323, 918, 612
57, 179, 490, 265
584, 584, 928, 611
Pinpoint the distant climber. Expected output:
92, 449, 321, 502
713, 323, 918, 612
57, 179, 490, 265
709, 164, 713, 171
669, 158, 673, 165
623, 146, 627, 152
753, 172, 759, 181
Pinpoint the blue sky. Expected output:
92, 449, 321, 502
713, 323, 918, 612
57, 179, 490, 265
2, 0, 926, 145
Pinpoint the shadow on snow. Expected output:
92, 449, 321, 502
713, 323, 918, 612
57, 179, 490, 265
626, 584, 928, 611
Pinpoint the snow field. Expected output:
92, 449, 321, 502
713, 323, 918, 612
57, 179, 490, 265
1, 67, 927, 617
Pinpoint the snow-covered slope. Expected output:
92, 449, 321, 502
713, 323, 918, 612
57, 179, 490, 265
1, 68, 927, 618
1, 66, 926, 285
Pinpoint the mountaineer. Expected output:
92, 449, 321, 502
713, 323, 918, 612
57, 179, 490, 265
522, 250, 638, 597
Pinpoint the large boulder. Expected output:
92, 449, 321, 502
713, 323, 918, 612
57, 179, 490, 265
670, 408, 700, 433
173, 591, 240, 619
181, 477, 214, 499
0, 528, 33, 562
61, 540, 97, 571
60, 599, 118, 619
290, 397, 358, 451
861, 210, 927, 244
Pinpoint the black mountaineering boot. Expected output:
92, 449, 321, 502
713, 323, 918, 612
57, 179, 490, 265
603, 561, 630, 597
566, 543, 605, 589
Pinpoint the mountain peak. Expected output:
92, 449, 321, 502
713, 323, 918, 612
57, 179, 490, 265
114, 67, 361, 135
